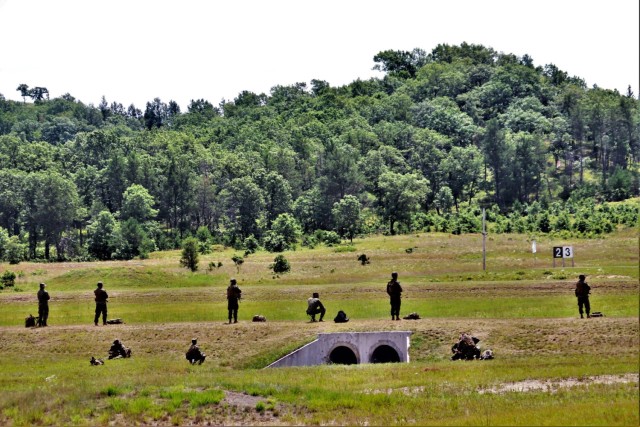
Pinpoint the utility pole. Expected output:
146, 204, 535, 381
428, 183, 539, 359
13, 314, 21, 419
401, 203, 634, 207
482, 208, 486, 271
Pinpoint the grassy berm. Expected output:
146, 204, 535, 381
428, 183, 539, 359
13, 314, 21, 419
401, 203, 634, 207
0, 231, 638, 425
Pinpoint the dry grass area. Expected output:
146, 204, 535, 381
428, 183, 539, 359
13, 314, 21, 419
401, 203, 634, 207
0, 231, 637, 425
2, 317, 637, 367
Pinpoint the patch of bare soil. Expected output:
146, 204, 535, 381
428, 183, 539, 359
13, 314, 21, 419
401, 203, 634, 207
477, 373, 639, 394
210, 390, 284, 425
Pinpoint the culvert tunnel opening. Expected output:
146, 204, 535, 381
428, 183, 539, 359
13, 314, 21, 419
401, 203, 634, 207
329, 346, 358, 365
370, 345, 401, 363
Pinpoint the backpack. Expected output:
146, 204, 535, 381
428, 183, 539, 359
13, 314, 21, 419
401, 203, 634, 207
25, 314, 36, 328
334, 310, 349, 323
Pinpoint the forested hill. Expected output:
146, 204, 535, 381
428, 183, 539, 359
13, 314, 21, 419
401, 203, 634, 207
0, 43, 638, 263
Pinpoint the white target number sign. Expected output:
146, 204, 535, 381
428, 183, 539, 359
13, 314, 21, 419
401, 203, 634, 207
553, 246, 574, 259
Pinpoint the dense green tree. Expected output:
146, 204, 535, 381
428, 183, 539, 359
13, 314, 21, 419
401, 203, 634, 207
264, 213, 301, 252
0, 169, 25, 235
87, 210, 118, 260
482, 119, 511, 207
373, 48, 427, 78
220, 176, 265, 243
16, 84, 29, 103
260, 171, 293, 226
22, 172, 80, 260
120, 184, 158, 223
377, 171, 428, 234
441, 145, 482, 210
332, 195, 362, 242
509, 132, 546, 203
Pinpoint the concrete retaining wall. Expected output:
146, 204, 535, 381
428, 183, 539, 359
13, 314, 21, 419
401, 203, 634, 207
267, 331, 412, 368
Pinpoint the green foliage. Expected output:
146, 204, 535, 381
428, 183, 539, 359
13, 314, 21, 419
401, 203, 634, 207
0, 43, 637, 264
231, 254, 244, 273
179, 237, 199, 272
243, 235, 260, 254
1, 270, 16, 287
195, 226, 212, 254
120, 184, 158, 223
332, 195, 362, 242
264, 213, 301, 252
270, 254, 290, 274
5, 236, 26, 264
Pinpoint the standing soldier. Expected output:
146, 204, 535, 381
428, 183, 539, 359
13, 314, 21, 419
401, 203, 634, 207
575, 274, 591, 318
386, 272, 403, 321
94, 281, 108, 326
37, 283, 50, 327
226, 278, 242, 324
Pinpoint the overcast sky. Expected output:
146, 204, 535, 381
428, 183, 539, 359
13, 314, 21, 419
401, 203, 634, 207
0, 0, 638, 110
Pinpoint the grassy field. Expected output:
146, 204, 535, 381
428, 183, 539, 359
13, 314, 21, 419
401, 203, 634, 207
0, 231, 638, 425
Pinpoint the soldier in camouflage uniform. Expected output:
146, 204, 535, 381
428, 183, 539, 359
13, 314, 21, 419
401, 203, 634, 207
386, 272, 403, 320
108, 339, 132, 359
37, 283, 50, 327
227, 278, 242, 324
94, 282, 108, 326
185, 338, 206, 364
451, 333, 481, 360
575, 274, 591, 318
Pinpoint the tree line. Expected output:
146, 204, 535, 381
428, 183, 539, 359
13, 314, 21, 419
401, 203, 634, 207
0, 42, 638, 263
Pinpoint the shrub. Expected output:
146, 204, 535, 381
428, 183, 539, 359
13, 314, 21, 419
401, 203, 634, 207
243, 235, 260, 254
1, 270, 16, 287
5, 236, 25, 264
322, 231, 341, 246
231, 255, 244, 273
302, 234, 318, 248
179, 238, 199, 272
270, 254, 290, 274
263, 231, 288, 252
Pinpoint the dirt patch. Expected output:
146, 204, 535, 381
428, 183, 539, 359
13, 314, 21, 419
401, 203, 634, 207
223, 391, 267, 408
477, 373, 639, 394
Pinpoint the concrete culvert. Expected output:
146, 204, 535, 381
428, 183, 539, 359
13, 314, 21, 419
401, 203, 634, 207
329, 346, 358, 365
370, 345, 400, 363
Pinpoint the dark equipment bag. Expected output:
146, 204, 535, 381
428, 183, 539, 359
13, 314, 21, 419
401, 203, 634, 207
334, 310, 349, 323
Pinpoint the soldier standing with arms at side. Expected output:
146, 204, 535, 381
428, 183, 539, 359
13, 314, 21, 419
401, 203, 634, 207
575, 274, 591, 318
226, 278, 242, 324
37, 283, 50, 327
386, 272, 403, 321
94, 281, 108, 326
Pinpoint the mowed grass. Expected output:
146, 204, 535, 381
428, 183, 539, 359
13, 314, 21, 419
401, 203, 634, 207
0, 231, 638, 425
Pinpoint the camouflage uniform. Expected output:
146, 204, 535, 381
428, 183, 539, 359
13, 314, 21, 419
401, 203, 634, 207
94, 282, 108, 326
37, 283, 50, 327
185, 339, 206, 364
386, 272, 403, 320
108, 339, 131, 359
227, 279, 242, 323
306, 292, 326, 322
451, 333, 481, 360
575, 275, 591, 318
